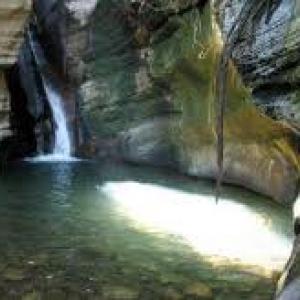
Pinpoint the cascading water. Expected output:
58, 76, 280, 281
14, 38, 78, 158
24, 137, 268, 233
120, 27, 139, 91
42, 78, 71, 158
25, 24, 75, 162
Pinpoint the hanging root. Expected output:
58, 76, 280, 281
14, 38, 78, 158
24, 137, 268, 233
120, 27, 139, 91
215, 0, 271, 201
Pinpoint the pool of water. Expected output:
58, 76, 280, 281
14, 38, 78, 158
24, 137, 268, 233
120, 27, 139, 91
0, 160, 294, 299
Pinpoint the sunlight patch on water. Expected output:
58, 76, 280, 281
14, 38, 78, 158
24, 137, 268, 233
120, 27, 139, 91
101, 181, 292, 271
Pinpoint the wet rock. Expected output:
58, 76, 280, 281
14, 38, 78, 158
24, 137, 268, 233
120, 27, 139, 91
184, 282, 213, 299
102, 285, 138, 300
43, 290, 66, 300
0, 72, 11, 140
216, 0, 300, 127
22, 291, 42, 300
163, 287, 183, 300
277, 278, 300, 300
119, 118, 178, 168
3, 267, 26, 281
159, 272, 183, 285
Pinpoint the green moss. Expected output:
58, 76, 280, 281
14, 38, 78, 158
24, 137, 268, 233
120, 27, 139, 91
83, 1, 300, 174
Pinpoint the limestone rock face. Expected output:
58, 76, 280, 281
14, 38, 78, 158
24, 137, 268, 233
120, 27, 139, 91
0, 73, 10, 140
215, 2, 300, 296
0, 0, 31, 154
215, 0, 300, 128
0, 0, 31, 65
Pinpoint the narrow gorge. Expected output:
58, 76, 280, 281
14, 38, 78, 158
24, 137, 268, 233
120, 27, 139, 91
0, 0, 300, 299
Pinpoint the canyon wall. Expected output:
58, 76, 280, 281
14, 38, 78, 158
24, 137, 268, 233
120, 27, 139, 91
0, 0, 32, 158
19, 0, 300, 204
215, 1, 300, 297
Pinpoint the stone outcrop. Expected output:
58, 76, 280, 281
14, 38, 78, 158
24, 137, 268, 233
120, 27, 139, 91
0, 72, 10, 140
216, 0, 300, 131
0, 0, 31, 65
0, 0, 31, 158
276, 234, 300, 299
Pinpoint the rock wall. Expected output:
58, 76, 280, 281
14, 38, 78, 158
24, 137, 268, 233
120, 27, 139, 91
214, 1, 300, 297
2, 0, 297, 214
216, 0, 300, 130
19, 0, 300, 204
0, 0, 31, 158
0, 0, 31, 65
0, 73, 10, 140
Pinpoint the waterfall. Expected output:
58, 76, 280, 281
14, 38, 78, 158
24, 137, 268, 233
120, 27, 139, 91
25, 25, 75, 162
43, 78, 71, 157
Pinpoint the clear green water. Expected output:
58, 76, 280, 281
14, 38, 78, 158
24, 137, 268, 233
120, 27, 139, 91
0, 161, 294, 299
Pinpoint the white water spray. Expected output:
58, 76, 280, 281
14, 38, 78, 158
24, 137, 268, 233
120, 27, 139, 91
43, 78, 71, 158
26, 28, 76, 162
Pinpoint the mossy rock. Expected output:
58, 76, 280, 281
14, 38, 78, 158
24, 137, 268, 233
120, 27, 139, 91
102, 285, 139, 300
184, 282, 213, 299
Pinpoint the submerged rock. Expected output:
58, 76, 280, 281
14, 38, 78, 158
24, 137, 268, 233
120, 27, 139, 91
163, 287, 183, 300
22, 291, 42, 300
184, 282, 213, 299
3, 267, 26, 281
102, 285, 138, 300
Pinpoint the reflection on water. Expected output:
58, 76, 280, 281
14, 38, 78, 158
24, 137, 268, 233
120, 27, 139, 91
50, 163, 73, 203
102, 181, 292, 270
0, 161, 294, 299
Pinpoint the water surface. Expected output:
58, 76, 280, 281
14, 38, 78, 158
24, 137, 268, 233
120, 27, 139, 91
0, 161, 293, 299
